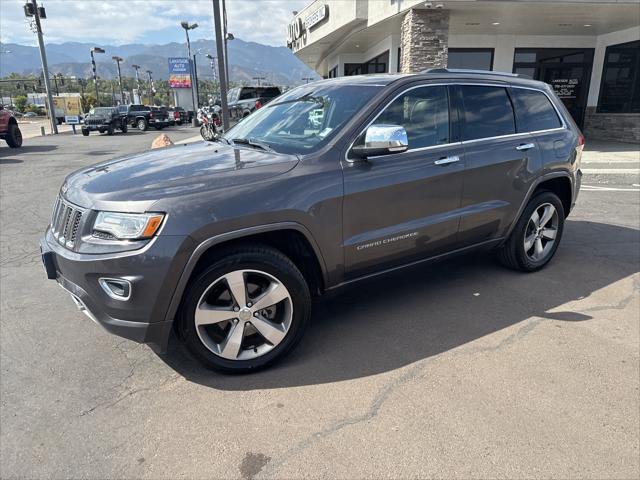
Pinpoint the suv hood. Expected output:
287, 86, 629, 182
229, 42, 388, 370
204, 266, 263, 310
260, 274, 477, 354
62, 141, 299, 211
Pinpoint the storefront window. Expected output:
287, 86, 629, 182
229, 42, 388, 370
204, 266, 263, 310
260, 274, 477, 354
345, 51, 389, 76
448, 48, 494, 71
597, 40, 640, 114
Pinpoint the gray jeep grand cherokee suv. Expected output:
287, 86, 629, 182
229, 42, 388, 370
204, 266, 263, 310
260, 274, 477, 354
41, 69, 583, 372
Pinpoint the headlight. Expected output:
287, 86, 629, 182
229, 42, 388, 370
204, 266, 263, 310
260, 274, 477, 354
93, 212, 165, 240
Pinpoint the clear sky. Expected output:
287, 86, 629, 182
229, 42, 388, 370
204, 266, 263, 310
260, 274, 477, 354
0, 0, 310, 47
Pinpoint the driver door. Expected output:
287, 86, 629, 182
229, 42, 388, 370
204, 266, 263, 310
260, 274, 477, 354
341, 84, 465, 277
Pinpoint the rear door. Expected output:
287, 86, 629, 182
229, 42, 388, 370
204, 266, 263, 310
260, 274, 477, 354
454, 84, 541, 245
342, 84, 465, 277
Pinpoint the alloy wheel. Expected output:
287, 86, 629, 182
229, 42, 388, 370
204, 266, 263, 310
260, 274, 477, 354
524, 202, 559, 262
194, 269, 293, 361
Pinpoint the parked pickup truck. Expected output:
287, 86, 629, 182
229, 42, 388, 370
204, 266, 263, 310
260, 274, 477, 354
116, 104, 167, 131
0, 105, 22, 148
228, 86, 281, 121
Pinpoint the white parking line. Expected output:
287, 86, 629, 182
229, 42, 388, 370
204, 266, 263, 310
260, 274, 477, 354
581, 168, 640, 174
581, 185, 640, 192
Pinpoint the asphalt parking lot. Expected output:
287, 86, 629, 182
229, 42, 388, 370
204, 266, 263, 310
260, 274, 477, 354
1, 131, 638, 479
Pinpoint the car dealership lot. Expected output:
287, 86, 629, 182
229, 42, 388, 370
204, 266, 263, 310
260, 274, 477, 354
1, 134, 638, 478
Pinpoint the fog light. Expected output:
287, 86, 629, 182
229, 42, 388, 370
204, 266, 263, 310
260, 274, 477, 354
99, 277, 132, 301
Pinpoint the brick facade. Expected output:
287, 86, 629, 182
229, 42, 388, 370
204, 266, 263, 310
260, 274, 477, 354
583, 107, 640, 143
400, 9, 449, 73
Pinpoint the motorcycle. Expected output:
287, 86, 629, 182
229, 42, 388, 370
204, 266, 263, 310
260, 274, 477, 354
198, 106, 223, 141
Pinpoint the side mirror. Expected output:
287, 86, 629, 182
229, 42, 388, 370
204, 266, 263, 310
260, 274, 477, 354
351, 124, 408, 159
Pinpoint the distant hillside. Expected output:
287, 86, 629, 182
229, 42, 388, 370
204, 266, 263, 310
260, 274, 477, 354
0, 38, 319, 85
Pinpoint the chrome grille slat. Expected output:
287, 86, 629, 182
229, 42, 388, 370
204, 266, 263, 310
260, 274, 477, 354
50, 196, 85, 249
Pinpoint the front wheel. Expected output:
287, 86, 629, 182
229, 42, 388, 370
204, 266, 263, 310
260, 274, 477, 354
107, 124, 114, 136
5, 124, 22, 148
120, 123, 128, 133
178, 246, 311, 373
497, 190, 565, 272
81, 128, 90, 136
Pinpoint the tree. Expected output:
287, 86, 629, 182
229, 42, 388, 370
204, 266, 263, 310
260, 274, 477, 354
81, 93, 96, 112
14, 95, 28, 112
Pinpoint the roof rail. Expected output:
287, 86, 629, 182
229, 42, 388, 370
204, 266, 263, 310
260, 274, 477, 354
421, 68, 531, 79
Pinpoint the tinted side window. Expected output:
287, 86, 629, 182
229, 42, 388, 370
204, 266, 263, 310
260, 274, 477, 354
373, 85, 449, 149
459, 86, 515, 141
511, 88, 562, 132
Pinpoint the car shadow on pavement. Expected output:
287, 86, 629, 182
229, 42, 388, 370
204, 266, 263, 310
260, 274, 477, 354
158, 220, 639, 390
0, 144, 57, 158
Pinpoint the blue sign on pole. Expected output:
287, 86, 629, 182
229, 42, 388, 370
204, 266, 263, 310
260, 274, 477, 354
168, 57, 192, 88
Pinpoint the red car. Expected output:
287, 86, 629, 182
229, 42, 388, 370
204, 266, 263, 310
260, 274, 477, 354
0, 106, 22, 148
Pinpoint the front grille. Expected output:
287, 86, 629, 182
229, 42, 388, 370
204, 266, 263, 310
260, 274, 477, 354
85, 119, 103, 126
51, 196, 85, 249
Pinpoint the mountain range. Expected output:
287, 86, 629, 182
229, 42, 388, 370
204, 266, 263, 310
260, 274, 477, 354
0, 38, 319, 85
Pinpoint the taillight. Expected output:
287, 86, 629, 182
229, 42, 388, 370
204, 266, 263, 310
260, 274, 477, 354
578, 134, 585, 147
149, 112, 155, 119
255, 100, 262, 110
174, 112, 179, 119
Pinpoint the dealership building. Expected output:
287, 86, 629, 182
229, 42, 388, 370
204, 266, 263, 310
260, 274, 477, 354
288, 0, 640, 142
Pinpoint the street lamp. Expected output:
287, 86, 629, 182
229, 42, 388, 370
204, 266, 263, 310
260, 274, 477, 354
131, 64, 141, 103
112, 55, 124, 105
145, 70, 154, 105
90, 47, 105, 106
206, 54, 218, 98
180, 20, 199, 126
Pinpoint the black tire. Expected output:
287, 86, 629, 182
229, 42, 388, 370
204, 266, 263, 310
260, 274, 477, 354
81, 128, 90, 136
121, 123, 128, 133
497, 190, 565, 272
107, 124, 114, 136
5, 123, 22, 148
137, 118, 147, 131
178, 245, 311, 373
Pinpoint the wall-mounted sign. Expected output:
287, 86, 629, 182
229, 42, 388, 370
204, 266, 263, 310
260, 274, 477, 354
304, 4, 327, 30
168, 57, 192, 88
550, 78, 579, 99
287, 4, 328, 50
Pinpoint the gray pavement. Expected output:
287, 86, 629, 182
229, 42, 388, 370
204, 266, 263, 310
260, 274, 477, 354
1, 133, 638, 479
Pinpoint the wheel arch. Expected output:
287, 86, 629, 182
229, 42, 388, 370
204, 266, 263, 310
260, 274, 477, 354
164, 222, 328, 325
8, 116, 18, 126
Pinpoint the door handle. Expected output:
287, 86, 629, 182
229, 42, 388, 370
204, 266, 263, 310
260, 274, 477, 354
434, 155, 460, 166
516, 143, 536, 151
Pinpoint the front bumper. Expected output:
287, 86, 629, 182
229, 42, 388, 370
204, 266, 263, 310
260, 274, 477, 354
40, 228, 194, 352
82, 124, 110, 131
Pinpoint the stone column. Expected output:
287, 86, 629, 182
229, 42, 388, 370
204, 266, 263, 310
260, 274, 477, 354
400, 9, 450, 73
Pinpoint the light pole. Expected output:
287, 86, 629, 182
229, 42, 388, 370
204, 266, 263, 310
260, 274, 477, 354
90, 47, 105, 106
146, 70, 154, 105
131, 64, 141, 103
112, 56, 124, 105
180, 20, 199, 126
213, 0, 230, 130
24, 0, 57, 133
206, 54, 218, 100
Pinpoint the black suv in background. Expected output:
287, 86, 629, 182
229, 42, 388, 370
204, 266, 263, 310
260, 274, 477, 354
117, 104, 167, 131
81, 107, 128, 136
42, 70, 583, 373
228, 86, 282, 121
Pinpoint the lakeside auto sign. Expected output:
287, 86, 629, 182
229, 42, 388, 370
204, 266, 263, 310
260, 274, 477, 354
168, 57, 192, 88
287, 4, 328, 50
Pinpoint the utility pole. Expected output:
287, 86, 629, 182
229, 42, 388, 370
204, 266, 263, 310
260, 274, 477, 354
112, 56, 124, 105
90, 47, 105, 106
181, 20, 199, 126
146, 70, 154, 105
193, 54, 200, 108
213, 0, 230, 130
25, 0, 57, 133
252, 76, 266, 87
206, 54, 218, 99
131, 64, 141, 103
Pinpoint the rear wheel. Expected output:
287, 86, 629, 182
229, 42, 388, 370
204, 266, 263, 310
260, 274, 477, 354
5, 123, 22, 148
497, 190, 565, 272
178, 246, 311, 373
137, 118, 147, 131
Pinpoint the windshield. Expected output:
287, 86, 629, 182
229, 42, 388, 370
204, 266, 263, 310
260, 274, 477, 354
89, 107, 113, 115
222, 84, 383, 155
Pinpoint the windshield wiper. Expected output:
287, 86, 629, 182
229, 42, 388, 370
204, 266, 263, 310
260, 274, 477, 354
231, 137, 273, 152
